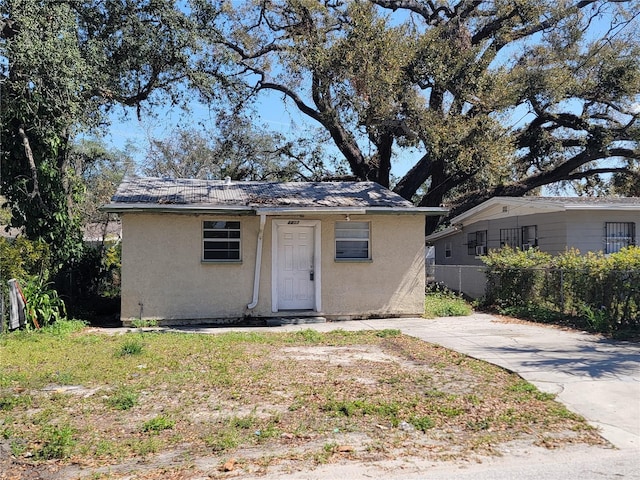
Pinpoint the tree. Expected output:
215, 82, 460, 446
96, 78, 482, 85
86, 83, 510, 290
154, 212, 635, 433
70, 139, 136, 230
143, 113, 332, 181
0, 0, 223, 267
201, 0, 640, 232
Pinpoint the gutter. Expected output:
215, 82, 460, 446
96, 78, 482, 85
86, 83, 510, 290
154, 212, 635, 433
247, 213, 267, 310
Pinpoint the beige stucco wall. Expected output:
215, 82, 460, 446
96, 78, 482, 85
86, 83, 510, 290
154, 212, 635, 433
120, 212, 425, 323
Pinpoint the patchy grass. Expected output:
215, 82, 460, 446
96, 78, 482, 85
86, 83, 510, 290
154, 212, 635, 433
0, 326, 604, 478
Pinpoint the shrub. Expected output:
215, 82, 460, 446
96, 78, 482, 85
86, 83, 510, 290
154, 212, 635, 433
482, 247, 551, 307
481, 246, 640, 332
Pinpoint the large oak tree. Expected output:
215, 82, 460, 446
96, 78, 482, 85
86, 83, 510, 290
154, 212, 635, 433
199, 0, 640, 231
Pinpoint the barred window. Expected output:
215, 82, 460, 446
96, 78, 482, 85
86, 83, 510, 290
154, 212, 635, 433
500, 228, 520, 247
605, 222, 635, 254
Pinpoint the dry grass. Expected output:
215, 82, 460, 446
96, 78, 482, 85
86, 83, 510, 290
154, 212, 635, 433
0, 325, 605, 479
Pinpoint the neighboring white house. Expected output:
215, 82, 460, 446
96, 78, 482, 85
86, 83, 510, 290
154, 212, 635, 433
103, 177, 447, 326
425, 196, 640, 297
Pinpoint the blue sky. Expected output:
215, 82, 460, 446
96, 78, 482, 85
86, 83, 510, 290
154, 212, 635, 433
103, 3, 639, 183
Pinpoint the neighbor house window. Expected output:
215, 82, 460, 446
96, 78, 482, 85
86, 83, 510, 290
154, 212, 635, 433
335, 221, 370, 260
203, 221, 241, 261
444, 242, 452, 258
500, 228, 520, 248
605, 222, 635, 254
521, 225, 537, 250
467, 230, 487, 256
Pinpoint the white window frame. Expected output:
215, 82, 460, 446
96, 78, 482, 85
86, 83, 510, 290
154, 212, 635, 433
335, 221, 371, 261
202, 220, 241, 262
444, 241, 452, 258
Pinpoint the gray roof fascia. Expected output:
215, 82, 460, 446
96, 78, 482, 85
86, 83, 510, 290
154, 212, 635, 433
425, 225, 459, 242
102, 204, 448, 216
100, 203, 255, 214
255, 207, 368, 215
563, 203, 640, 210
364, 206, 449, 216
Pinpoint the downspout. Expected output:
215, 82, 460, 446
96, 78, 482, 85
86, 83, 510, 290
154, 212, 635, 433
247, 213, 267, 310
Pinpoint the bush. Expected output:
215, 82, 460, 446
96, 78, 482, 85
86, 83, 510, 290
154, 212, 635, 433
481, 246, 640, 333
482, 247, 551, 307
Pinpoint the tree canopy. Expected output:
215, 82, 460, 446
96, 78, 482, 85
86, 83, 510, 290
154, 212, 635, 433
0, 0, 222, 266
201, 0, 640, 230
2, 0, 639, 248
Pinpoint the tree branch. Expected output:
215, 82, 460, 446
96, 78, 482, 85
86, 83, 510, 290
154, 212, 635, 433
17, 126, 42, 203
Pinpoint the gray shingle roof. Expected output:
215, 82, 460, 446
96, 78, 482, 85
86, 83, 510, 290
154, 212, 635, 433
107, 177, 419, 210
518, 196, 640, 207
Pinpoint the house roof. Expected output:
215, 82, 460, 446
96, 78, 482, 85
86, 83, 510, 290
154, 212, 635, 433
426, 196, 640, 241
103, 177, 448, 216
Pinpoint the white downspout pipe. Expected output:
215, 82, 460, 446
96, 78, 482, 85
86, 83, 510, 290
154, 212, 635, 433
247, 214, 267, 310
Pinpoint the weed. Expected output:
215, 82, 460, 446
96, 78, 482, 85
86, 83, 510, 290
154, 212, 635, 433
0, 393, 31, 411
508, 380, 556, 401
129, 437, 161, 456
376, 329, 401, 338
204, 427, 241, 452
36, 424, 76, 459
142, 415, 175, 433
296, 329, 323, 343
409, 416, 435, 432
106, 387, 138, 411
424, 285, 472, 318
117, 337, 144, 357
131, 318, 158, 328
314, 442, 338, 464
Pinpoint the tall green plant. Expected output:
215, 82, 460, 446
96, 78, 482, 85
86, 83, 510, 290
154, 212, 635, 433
20, 276, 67, 329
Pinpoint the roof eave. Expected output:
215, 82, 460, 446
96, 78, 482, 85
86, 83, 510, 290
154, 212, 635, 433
101, 204, 448, 216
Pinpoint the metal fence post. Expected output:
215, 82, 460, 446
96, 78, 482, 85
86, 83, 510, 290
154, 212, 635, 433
560, 269, 564, 314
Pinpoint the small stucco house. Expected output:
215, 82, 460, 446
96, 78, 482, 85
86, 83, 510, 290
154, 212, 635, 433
425, 196, 640, 297
104, 177, 447, 326
426, 196, 640, 266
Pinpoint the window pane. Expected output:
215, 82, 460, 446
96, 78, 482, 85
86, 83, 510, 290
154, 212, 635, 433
336, 240, 368, 259
335, 222, 369, 238
204, 249, 240, 260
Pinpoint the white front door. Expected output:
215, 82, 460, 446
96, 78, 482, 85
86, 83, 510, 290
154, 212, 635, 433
276, 225, 315, 310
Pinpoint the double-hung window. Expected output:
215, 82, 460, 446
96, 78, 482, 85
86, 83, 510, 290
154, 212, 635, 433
605, 222, 635, 254
203, 221, 241, 261
521, 225, 537, 249
335, 221, 370, 260
467, 230, 487, 256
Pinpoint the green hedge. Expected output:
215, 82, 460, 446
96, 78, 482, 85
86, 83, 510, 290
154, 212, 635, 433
482, 246, 640, 333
